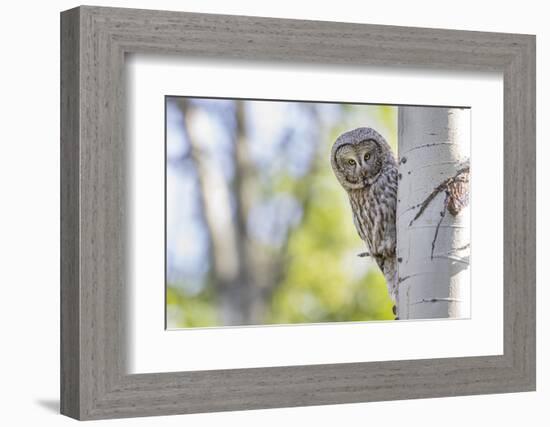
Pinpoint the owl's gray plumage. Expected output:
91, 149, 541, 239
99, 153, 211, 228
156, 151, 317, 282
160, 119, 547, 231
331, 127, 399, 313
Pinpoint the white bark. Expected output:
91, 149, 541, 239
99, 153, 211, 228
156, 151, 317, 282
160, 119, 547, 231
397, 107, 470, 319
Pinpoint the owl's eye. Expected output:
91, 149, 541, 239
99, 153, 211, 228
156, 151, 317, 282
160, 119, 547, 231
348, 159, 356, 166
364, 153, 371, 161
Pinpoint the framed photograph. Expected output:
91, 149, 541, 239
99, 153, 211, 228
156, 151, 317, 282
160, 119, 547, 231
61, 5, 535, 420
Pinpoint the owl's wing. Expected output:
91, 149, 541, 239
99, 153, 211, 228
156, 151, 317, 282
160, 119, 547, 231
352, 212, 375, 255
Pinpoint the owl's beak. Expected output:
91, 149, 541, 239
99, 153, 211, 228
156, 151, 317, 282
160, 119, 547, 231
361, 169, 372, 186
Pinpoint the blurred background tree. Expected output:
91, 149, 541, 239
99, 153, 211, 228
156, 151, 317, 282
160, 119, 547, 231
166, 97, 397, 328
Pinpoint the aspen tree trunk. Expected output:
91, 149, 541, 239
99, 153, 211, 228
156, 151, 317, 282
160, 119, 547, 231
397, 107, 471, 320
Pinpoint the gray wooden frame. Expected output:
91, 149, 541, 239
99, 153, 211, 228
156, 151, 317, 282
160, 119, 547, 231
61, 5, 536, 420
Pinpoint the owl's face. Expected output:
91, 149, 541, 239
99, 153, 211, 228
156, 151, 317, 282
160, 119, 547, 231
331, 127, 391, 190
333, 140, 382, 188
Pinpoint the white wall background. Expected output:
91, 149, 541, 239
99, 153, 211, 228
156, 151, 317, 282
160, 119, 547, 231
0, 0, 545, 425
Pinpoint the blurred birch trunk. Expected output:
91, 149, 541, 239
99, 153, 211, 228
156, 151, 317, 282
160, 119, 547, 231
183, 100, 258, 325
397, 107, 471, 319
175, 100, 321, 326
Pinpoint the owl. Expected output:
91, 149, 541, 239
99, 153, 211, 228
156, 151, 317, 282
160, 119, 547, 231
330, 127, 399, 317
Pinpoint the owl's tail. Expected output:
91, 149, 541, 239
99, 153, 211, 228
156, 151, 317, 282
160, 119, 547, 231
382, 256, 398, 319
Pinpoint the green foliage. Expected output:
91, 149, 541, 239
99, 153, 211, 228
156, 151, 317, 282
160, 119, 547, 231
266, 141, 395, 325
167, 103, 397, 328
166, 286, 219, 328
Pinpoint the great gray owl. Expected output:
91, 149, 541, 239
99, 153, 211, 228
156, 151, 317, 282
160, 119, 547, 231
330, 127, 399, 317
